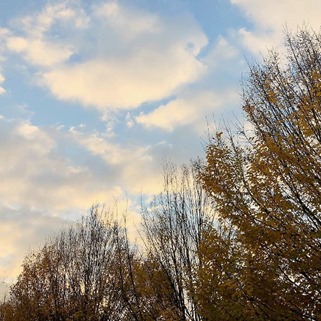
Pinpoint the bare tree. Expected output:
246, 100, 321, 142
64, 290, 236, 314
140, 160, 216, 321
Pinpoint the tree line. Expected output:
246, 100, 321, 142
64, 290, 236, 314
1, 28, 321, 320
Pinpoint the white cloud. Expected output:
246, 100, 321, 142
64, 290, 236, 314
70, 129, 164, 194
0, 30, 7, 94
17, 1, 89, 38
0, 114, 167, 223
136, 90, 239, 132
0, 78, 5, 94
203, 37, 239, 67
4, 1, 89, 68
94, 1, 160, 40
4, 1, 208, 110
231, 0, 321, 54
231, 0, 321, 30
7, 36, 73, 67
73, 130, 150, 165
41, 46, 205, 109
0, 117, 125, 210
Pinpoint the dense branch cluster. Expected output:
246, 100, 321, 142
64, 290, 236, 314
1, 29, 321, 320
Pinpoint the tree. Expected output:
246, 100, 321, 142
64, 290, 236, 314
3, 206, 126, 321
140, 160, 216, 321
0, 161, 221, 321
201, 28, 321, 320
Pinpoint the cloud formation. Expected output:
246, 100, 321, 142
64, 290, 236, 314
4, 1, 208, 111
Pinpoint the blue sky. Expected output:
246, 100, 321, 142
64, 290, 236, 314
0, 0, 320, 284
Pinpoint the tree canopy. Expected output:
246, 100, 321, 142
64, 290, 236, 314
202, 28, 321, 320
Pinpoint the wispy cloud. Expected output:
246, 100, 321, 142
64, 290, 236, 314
0, 73, 5, 95
0, 117, 123, 210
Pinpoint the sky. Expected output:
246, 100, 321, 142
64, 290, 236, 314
0, 0, 321, 289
